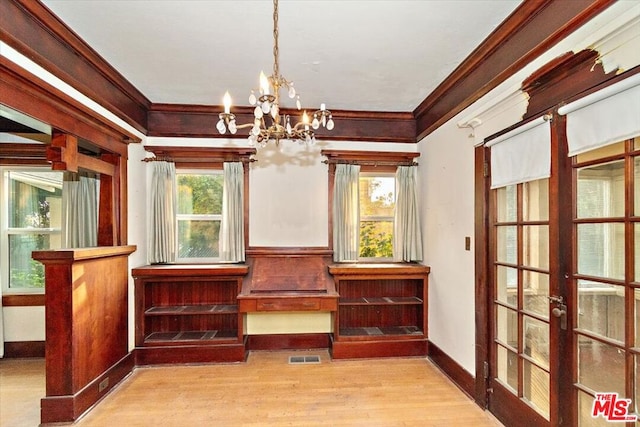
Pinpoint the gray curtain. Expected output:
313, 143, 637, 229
394, 166, 423, 262
220, 162, 245, 262
62, 172, 98, 248
148, 161, 177, 264
333, 164, 360, 262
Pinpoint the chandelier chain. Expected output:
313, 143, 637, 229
273, 0, 279, 80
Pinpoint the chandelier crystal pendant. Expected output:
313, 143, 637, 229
216, 0, 334, 147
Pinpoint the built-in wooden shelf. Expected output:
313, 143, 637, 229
132, 264, 249, 364
329, 263, 430, 359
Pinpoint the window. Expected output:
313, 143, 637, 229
359, 173, 395, 259
1, 167, 63, 293
176, 170, 223, 262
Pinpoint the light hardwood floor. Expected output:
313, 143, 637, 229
1, 350, 502, 426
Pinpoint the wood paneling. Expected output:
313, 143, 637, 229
32, 245, 136, 424
147, 104, 416, 143
246, 334, 330, 350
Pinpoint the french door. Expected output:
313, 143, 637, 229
486, 136, 640, 426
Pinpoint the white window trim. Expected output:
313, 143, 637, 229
1, 166, 62, 294
175, 169, 223, 264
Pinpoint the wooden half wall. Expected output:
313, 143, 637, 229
32, 245, 136, 425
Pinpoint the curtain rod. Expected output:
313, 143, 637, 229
322, 159, 418, 167
141, 156, 256, 163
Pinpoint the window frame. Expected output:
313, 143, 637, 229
0, 166, 63, 295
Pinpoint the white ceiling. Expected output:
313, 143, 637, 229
41, 0, 522, 113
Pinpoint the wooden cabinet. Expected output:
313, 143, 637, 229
329, 263, 430, 359
132, 264, 249, 364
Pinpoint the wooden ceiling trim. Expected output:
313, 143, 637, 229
0, 57, 139, 157
147, 104, 416, 143
413, 0, 617, 141
0, 0, 150, 134
144, 145, 256, 165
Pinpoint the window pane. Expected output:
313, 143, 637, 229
577, 160, 624, 219
523, 225, 549, 270
523, 179, 549, 222
177, 174, 223, 215
496, 226, 517, 264
497, 344, 518, 393
496, 185, 516, 223
496, 305, 518, 348
578, 390, 610, 427
578, 280, 624, 342
7, 171, 62, 228
496, 266, 517, 307
577, 335, 625, 396
576, 141, 624, 164
523, 271, 549, 318
523, 360, 550, 419
359, 220, 393, 258
523, 315, 549, 370
177, 220, 220, 259
636, 224, 640, 282
359, 175, 395, 258
577, 223, 625, 280
9, 234, 60, 289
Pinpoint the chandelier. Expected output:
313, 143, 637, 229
216, 0, 334, 147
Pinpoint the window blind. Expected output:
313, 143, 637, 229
487, 117, 551, 189
559, 72, 640, 157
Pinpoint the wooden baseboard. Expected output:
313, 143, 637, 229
135, 343, 247, 365
427, 340, 475, 398
247, 333, 330, 351
40, 352, 134, 425
331, 337, 428, 359
3, 341, 45, 358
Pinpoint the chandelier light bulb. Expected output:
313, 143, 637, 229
260, 71, 270, 95
296, 96, 301, 110
223, 91, 232, 114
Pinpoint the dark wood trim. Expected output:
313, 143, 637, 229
414, 0, 617, 141
321, 149, 420, 165
246, 334, 331, 351
474, 145, 490, 408
0, 0, 150, 134
3, 341, 45, 358
40, 352, 134, 425
134, 345, 247, 366
331, 337, 428, 359
0, 143, 47, 163
2, 294, 45, 306
428, 341, 475, 399
0, 57, 140, 153
148, 105, 416, 143
144, 145, 257, 164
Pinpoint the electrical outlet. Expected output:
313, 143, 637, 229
99, 378, 109, 392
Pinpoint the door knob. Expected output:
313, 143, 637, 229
551, 303, 567, 330
552, 307, 565, 317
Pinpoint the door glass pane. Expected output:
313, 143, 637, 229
497, 345, 518, 393
497, 226, 517, 264
523, 225, 549, 270
577, 223, 625, 280
636, 224, 640, 282
523, 179, 549, 221
577, 160, 625, 219
496, 185, 516, 222
523, 315, 549, 369
496, 305, 518, 348
523, 360, 550, 419
578, 336, 625, 396
579, 390, 610, 427
578, 280, 625, 342
523, 271, 549, 318
496, 266, 517, 307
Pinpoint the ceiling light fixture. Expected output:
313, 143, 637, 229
216, 0, 334, 147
